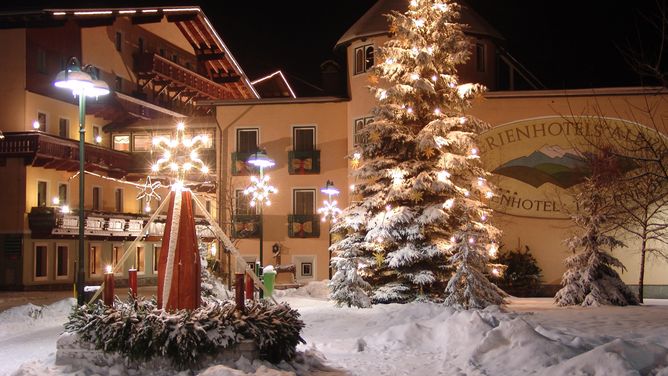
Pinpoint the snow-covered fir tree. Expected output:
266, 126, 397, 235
555, 151, 639, 307
330, 0, 505, 308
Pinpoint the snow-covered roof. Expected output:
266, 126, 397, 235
336, 0, 504, 48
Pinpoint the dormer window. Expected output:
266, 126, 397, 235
354, 44, 374, 75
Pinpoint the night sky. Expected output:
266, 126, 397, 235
0, 0, 662, 92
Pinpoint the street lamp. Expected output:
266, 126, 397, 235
318, 180, 341, 279
54, 57, 110, 305
244, 149, 276, 269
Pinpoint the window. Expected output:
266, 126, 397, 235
136, 246, 145, 273
235, 189, 256, 215
37, 48, 47, 74
293, 189, 315, 215
153, 245, 161, 273
114, 188, 123, 212
138, 37, 144, 52
187, 129, 214, 149
133, 134, 151, 151
115, 31, 122, 52
112, 245, 124, 271
115, 76, 122, 92
37, 181, 47, 207
236, 128, 258, 153
36, 112, 47, 132
353, 116, 374, 147
56, 245, 68, 278
301, 262, 313, 277
159, 48, 165, 57
93, 126, 101, 143
475, 43, 486, 73
113, 135, 130, 151
92, 187, 101, 211
58, 183, 68, 205
171, 54, 179, 64
354, 44, 374, 75
59, 118, 69, 138
34, 244, 47, 279
89, 245, 102, 277
205, 200, 211, 214
293, 126, 315, 152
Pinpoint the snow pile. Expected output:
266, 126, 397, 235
0, 298, 74, 341
273, 281, 330, 300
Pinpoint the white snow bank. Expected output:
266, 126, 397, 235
0, 298, 74, 341
273, 280, 330, 300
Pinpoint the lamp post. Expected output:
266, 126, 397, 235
318, 180, 341, 279
54, 57, 109, 305
244, 149, 276, 269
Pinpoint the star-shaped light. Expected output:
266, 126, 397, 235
243, 175, 277, 207
150, 122, 210, 187
136, 176, 162, 211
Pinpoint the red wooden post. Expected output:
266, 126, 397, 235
103, 267, 114, 306
128, 268, 137, 299
235, 273, 245, 311
245, 272, 254, 301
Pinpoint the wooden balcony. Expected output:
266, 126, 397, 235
288, 214, 320, 238
27, 206, 214, 240
288, 150, 320, 175
0, 132, 131, 178
134, 52, 236, 102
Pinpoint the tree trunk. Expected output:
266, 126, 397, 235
639, 241, 647, 304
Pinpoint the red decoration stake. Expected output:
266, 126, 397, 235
128, 268, 137, 299
235, 272, 245, 311
103, 266, 114, 306
157, 190, 201, 310
245, 272, 254, 301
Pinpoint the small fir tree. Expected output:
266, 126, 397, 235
555, 151, 639, 306
330, 0, 504, 308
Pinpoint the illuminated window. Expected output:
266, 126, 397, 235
112, 245, 124, 271
153, 245, 161, 273
235, 189, 256, 215
58, 183, 68, 205
36, 112, 47, 132
113, 135, 130, 151
301, 262, 312, 277
133, 134, 151, 151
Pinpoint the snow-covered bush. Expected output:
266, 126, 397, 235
64, 296, 305, 369
492, 246, 543, 297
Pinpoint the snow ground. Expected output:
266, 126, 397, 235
2, 283, 668, 375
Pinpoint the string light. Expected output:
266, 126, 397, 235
52, 197, 60, 205
390, 168, 405, 187
437, 170, 451, 182
433, 2, 448, 11
414, 19, 425, 28
485, 191, 494, 199
443, 198, 454, 209
478, 177, 485, 186
434, 108, 441, 115
32, 120, 40, 130
61, 205, 71, 214
464, 190, 470, 197
468, 237, 475, 244
470, 148, 478, 156
431, 75, 438, 81
459, 117, 467, 125
488, 243, 498, 257
407, 107, 413, 114
492, 268, 501, 276
410, 73, 419, 81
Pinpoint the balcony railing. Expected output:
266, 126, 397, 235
0, 132, 131, 177
288, 150, 320, 175
288, 214, 320, 238
27, 206, 214, 239
231, 214, 260, 238
134, 52, 234, 100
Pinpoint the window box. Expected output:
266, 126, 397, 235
232, 151, 255, 175
232, 214, 261, 238
288, 150, 320, 175
288, 214, 320, 238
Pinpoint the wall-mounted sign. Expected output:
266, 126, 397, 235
479, 116, 664, 219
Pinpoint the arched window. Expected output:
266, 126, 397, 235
365, 45, 374, 71
354, 44, 374, 75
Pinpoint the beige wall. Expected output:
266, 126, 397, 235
0, 159, 27, 233
0, 28, 26, 131
217, 102, 349, 280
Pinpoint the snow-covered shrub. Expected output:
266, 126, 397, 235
64, 296, 305, 369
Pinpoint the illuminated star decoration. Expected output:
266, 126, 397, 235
317, 197, 342, 223
150, 122, 210, 189
136, 176, 162, 211
243, 175, 277, 207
